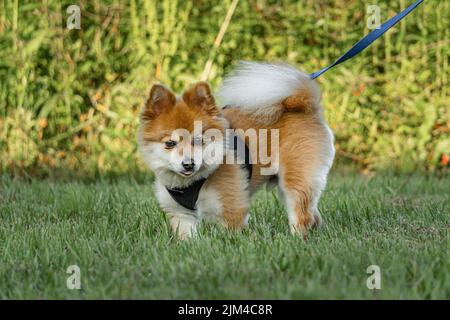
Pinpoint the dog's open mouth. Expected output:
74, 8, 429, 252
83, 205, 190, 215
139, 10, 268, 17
179, 170, 194, 177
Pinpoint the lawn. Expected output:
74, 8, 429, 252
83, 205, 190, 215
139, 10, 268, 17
0, 172, 448, 299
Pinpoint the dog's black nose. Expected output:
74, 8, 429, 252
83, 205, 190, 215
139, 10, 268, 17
182, 160, 195, 171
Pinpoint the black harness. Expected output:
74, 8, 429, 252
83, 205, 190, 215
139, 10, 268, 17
166, 134, 252, 211
166, 178, 207, 211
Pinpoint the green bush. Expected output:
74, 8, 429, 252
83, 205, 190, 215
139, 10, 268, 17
0, 0, 448, 178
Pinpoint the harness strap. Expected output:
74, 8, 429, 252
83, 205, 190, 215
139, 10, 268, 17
166, 178, 207, 211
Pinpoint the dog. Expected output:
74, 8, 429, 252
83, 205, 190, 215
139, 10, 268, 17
138, 62, 335, 239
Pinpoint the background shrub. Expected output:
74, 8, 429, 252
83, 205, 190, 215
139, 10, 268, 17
0, 0, 448, 178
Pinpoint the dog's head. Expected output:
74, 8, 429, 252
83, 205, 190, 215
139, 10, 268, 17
138, 82, 227, 187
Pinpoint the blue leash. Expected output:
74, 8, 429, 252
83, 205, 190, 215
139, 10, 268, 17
310, 0, 424, 80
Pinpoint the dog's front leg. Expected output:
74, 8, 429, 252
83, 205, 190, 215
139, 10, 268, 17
168, 213, 198, 240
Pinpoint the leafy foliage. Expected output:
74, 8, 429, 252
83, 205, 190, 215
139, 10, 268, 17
0, 0, 448, 177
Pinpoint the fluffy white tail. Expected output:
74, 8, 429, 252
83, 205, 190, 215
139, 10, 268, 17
218, 62, 321, 123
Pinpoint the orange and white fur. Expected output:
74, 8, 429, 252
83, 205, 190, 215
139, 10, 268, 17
138, 62, 335, 239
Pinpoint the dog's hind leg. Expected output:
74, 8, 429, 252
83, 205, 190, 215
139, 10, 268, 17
278, 139, 333, 236
279, 171, 319, 237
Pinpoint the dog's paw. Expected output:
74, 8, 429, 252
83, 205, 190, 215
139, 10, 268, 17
169, 215, 197, 240
289, 217, 315, 239
176, 231, 195, 241
312, 210, 323, 229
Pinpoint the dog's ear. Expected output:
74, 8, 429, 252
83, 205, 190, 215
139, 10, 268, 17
182, 82, 219, 115
142, 84, 176, 121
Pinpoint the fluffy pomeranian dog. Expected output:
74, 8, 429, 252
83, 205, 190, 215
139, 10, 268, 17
138, 62, 335, 239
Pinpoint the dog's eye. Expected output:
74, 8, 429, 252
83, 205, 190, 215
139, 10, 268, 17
192, 136, 203, 146
165, 140, 177, 149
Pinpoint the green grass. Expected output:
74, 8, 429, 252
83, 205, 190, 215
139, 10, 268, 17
0, 172, 449, 299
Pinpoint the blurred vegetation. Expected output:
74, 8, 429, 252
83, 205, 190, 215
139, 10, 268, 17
0, 0, 448, 178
